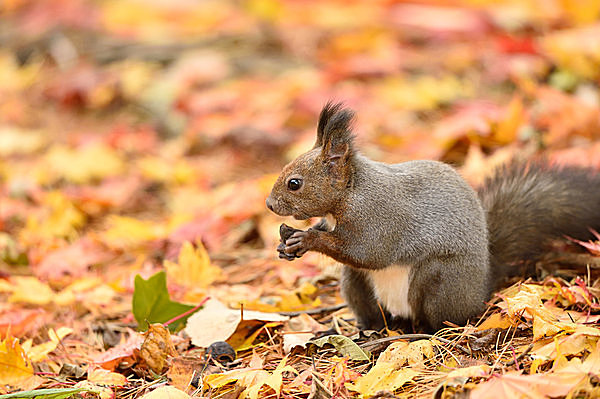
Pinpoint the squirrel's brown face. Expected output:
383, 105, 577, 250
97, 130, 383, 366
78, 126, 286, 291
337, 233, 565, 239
266, 102, 355, 220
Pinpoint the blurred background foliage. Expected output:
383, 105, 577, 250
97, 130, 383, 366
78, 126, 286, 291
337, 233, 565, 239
2, 0, 600, 171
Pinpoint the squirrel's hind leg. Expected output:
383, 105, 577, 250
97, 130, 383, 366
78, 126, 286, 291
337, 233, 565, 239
410, 255, 489, 331
341, 266, 392, 331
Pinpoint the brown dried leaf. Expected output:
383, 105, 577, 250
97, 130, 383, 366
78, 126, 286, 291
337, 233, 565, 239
139, 323, 177, 374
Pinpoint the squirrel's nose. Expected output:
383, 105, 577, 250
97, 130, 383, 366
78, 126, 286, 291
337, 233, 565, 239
266, 196, 274, 212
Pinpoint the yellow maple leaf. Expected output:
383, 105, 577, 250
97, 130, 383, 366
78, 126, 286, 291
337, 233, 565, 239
137, 157, 194, 185
205, 356, 297, 399
165, 241, 221, 289
44, 144, 124, 184
347, 340, 433, 396
0, 336, 34, 386
24, 327, 73, 362
8, 276, 55, 305
244, 356, 298, 399
103, 215, 166, 248
205, 368, 269, 390
21, 191, 86, 241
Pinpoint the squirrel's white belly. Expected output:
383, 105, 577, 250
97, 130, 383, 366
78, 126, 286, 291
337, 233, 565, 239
367, 265, 413, 319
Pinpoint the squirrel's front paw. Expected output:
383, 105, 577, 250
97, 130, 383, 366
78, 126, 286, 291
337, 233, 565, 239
278, 224, 302, 261
284, 230, 313, 257
277, 241, 298, 261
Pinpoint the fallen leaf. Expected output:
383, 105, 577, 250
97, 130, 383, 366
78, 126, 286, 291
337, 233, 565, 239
87, 367, 128, 386
103, 215, 167, 249
477, 312, 514, 331
0, 309, 47, 337
244, 356, 298, 399
0, 336, 34, 386
0, 127, 45, 157
93, 331, 144, 371
307, 335, 370, 361
24, 327, 73, 362
35, 238, 111, 280
168, 356, 202, 392
7, 277, 55, 305
469, 370, 585, 399
164, 241, 221, 289
205, 356, 298, 399
346, 339, 433, 396
282, 314, 329, 353
139, 386, 190, 399
185, 298, 288, 348
132, 271, 195, 332
21, 192, 86, 241
568, 228, 600, 256
447, 365, 491, 379
44, 143, 124, 184
138, 323, 177, 374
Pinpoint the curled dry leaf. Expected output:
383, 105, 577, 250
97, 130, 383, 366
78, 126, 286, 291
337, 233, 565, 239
138, 323, 177, 374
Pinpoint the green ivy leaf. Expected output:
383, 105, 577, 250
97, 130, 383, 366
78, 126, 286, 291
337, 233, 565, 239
132, 271, 194, 332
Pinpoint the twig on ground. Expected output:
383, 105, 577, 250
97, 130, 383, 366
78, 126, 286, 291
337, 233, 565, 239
278, 303, 347, 317
504, 343, 534, 367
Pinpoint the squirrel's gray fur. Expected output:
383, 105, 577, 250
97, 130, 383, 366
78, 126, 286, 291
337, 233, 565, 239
266, 102, 600, 332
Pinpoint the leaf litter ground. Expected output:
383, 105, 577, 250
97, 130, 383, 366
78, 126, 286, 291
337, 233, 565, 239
1, 0, 600, 398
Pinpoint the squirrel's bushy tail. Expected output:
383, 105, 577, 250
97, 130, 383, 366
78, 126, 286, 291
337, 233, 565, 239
478, 160, 600, 281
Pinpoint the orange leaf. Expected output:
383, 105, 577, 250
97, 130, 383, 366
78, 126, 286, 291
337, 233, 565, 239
88, 367, 128, 386
0, 336, 34, 386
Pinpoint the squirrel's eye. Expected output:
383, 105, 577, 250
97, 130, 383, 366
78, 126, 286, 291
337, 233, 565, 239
287, 178, 302, 191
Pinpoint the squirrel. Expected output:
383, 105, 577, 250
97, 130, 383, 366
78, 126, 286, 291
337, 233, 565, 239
265, 102, 600, 332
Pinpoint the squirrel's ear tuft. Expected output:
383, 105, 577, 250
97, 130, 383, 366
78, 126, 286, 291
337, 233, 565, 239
320, 104, 355, 163
315, 101, 347, 148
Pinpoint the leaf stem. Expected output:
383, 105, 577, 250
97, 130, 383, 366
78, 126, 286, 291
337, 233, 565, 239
163, 296, 210, 327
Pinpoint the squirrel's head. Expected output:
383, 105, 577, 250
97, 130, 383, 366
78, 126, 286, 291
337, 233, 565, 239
266, 102, 356, 220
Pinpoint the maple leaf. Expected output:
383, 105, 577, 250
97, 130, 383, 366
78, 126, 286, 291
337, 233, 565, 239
44, 144, 125, 184
164, 241, 221, 289
347, 340, 433, 395
0, 336, 34, 386
103, 215, 167, 248
205, 356, 298, 399
23, 327, 73, 362
0, 276, 55, 305
21, 192, 86, 241
35, 238, 111, 280
132, 271, 195, 332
